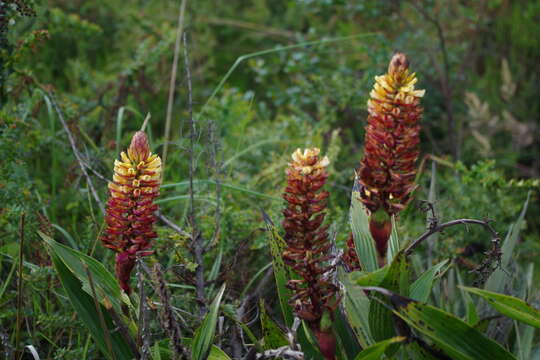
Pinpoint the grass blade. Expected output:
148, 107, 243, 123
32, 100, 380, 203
191, 284, 226, 360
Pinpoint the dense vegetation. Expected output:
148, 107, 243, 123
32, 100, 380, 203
1, 0, 539, 359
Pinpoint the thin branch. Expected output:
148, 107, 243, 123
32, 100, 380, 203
405, 217, 505, 285
162, 0, 188, 173
207, 121, 222, 251
183, 32, 206, 317
137, 258, 151, 360
156, 212, 192, 239
153, 264, 188, 360
405, 218, 499, 255
47, 91, 105, 214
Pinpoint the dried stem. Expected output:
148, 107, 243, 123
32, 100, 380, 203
405, 218, 499, 254
207, 121, 222, 251
157, 211, 192, 239
405, 217, 503, 284
183, 31, 206, 316
162, 0, 188, 171
46, 90, 105, 214
153, 264, 187, 359
137, 258, 151, 360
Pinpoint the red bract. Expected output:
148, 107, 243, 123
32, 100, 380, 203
102, 131, 162, 294
358, 52, 425, 258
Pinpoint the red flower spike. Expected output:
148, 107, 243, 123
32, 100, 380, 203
282, 148, 340, 360
102, 131, 162, 294
358, 52, 425, 259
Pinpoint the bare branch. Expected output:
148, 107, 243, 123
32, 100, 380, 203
137, 258, 151, 360
153, 264, 188, 360
46, 91, 105, 214
183, 31, 207, 317
405, 217, 503, 285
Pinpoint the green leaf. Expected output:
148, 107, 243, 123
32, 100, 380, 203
341, 269, 374, 348
260, 299, 288, 350
352, 266, 389, 288
39, 232, 131, 316
353, 336, 405, 360
332, 306, 361, 360
386, 216, 400, 263
368, 251, 409, 350
461, 287, 540, 329
410, 259, 449, 302
263, 212, 294, 327
50, 253, 134, 360
191, 284, 226, 360
350, 175, 378, 272
392, 295, 516, 360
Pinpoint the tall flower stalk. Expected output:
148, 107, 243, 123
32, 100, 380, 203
282, 148, 340, 360
358, 52, 425, 259
102, 131, 162, 294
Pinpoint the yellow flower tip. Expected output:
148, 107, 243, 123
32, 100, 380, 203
128, 131, 150, 163
289, 147, 329, 175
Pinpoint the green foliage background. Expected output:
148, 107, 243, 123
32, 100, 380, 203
1, 0, 539, 358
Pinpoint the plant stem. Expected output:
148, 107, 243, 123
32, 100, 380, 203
15, 213, 25, 359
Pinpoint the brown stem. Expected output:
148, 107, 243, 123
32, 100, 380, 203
405, 218, 500, 255
183, 32, 206, 317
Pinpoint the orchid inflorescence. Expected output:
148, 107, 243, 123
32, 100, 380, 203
98, 51, 423, 360
282, 148, 340, 360
358, 52, 424, 259
102, 131, 162, 294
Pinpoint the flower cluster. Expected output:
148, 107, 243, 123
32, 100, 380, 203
342, 233, 360, 271
102, 131, 162, 294
358, 52, 424, 258
282, 148, 340, 360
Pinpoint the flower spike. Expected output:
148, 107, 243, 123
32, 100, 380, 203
359, 52, 424, 259
102, 131, 162, 294
282, 148, 340, 360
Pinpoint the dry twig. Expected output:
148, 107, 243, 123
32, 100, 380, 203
46, 90, 105, 213
183, 31, 207, 317
153, 264, 187, 359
